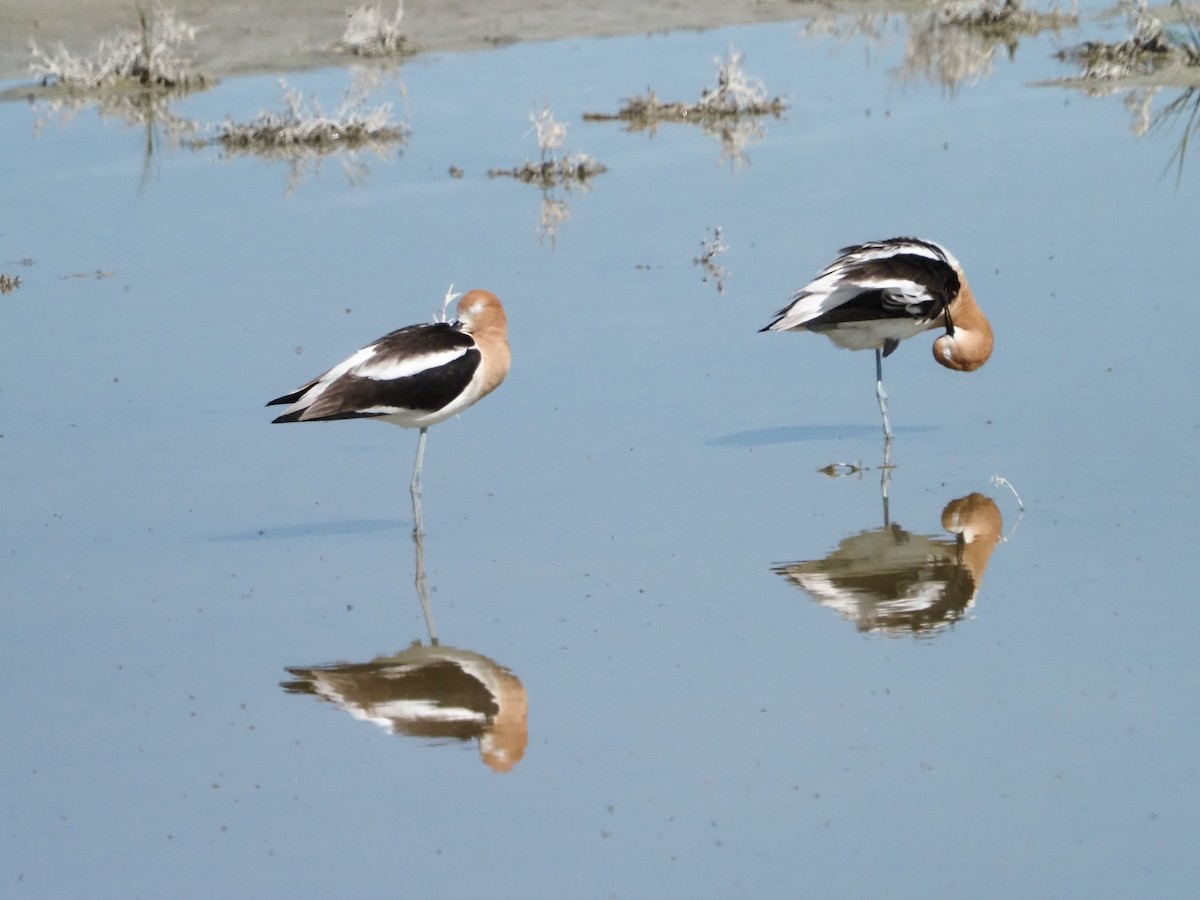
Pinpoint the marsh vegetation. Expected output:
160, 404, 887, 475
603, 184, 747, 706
488, 104, 607, 187
28, 2, 208, 91
212, 80, 408, 153
337, 2, 413, 57
584, 49, 785, 166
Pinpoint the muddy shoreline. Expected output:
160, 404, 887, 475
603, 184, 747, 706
0, 0, 818, 83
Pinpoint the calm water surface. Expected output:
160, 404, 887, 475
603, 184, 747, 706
3, 6, 1199, 898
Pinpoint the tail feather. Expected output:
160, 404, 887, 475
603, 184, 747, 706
270, 408, 305, 424
266, 391, 303, 408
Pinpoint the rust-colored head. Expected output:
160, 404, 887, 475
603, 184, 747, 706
455, 289, 507, 334
455, 289, 511, 397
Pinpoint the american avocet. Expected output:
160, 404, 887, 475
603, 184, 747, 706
761, 238, 993, 441
267, 289, 510, 531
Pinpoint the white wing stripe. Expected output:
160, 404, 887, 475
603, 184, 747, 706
355, 345, 470, 381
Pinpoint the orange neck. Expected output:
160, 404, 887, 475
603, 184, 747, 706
932, 282, 993, 372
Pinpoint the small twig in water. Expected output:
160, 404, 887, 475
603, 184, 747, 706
990, 474, 1025, 511
819, 461, 864, 477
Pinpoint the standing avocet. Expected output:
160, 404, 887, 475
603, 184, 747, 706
267, 289, 511, 532
760, 237, 993, 441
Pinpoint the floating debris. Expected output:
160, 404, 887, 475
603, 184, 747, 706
0, 274, 21, 294
28, 2, 208, 91
693, 227, 729, 294
487, 156, 608, 187
338, 2, 413, 57
818, 462, 864, 478
62, 270, 115, 281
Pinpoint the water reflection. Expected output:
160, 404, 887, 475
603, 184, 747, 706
5, 64, 407, 194
488, 104, 606, 246
282, 642, 529, 772
282, 505, 528, 772
771, 491, 1004, 637
1046, 0, 1200, 181
797, 0, 1077, 94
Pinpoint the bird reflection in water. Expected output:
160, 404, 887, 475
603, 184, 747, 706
282, 492, 527, 772
282, 643, 528, 773
771, 492, 1005, 637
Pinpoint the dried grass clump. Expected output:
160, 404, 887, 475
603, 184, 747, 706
697, 51, 787, 117
489, 105, 607, 188
214, 81, 408, 152
584, 50, 784, 167
338, 2, 412, 57
202, 77, 408, 194
28, 3, 208, 91
585, 49, 786, 128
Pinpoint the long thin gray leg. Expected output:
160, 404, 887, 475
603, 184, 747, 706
407, 426, 437, 642
410, 426, 428, 537
875, 349, 893, 444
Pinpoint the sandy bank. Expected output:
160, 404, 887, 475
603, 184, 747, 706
0, 0, 815, 83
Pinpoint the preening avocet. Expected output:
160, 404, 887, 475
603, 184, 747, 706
267, 289, 510, 531
761, 238, 993, 441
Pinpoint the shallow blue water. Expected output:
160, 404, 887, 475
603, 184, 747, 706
3, 7, 1199, 898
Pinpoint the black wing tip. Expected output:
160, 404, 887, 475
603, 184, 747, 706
272, 407, 392, 424
267, 387, 308, 408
